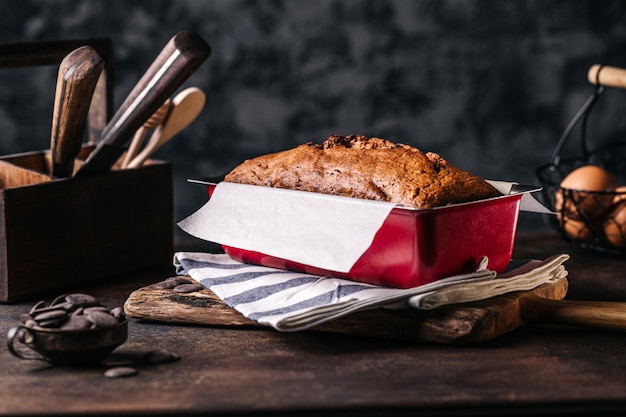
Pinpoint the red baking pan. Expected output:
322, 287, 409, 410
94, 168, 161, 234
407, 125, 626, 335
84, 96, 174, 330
189, 180, 530, 289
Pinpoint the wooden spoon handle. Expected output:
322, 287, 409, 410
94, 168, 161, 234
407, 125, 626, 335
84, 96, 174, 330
121, 99, 172, 168
588, 64, 626, 89
121, 127, 148, 168
126, 87, 205, 168
50, 46, 104, 178
522, 296, 626, 332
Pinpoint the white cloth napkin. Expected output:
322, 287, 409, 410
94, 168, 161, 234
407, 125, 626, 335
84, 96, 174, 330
173, 253, 569, 332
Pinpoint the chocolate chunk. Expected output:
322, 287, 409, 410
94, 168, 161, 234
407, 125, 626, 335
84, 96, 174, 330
70, 307, 84, 316
110, 307, 126, 321
33, 309, 67, 322
154, 276, 193, 289
24, 319, 38, 328
28, 300, 46, 315
37, 318, 67, 328
86, 310, 118, 328
60, 314, 93, 331
104, 366, 138, 378
22, 293, 126, 331
169, 276, 193, 284
50, 294, 68, 306
65, 293, 100, 308
173, 283, 205, 293
31, 301, 73, 314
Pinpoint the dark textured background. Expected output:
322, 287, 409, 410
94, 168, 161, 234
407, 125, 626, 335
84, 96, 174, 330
2, 0, 626, 238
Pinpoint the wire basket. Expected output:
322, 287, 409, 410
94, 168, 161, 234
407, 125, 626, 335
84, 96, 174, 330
536, 65, 626, 255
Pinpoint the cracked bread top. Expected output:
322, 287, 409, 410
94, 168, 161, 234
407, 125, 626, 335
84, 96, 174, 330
224, 134, 502, 208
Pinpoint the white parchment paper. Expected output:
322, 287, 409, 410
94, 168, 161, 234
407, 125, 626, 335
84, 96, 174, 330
178, 182, 396, 272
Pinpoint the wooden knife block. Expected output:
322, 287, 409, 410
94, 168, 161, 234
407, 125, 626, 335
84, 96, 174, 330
0, 145, 173, 302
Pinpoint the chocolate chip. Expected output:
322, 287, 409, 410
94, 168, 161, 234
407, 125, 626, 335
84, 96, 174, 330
24, 319, 38, 328
60, 314, 92, 331
33, 309, 67, 323
70, 307, 84, 316
173, 283, 205, 293
110, 307, 126, 321
22, 293, 125, 331
50, 294, 68, 306
38, 319, 67, 328
31, 301, 73, 314
86, 310, 119, 328
154, 282, 174, 289
65, 293, 99, 308
154, 276, 192, 289
104, 366, 138, 378
28, 300, 46, 315
143, 349, 180, 365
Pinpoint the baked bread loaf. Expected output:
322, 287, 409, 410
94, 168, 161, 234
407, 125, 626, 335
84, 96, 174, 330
224, 134, 502, 208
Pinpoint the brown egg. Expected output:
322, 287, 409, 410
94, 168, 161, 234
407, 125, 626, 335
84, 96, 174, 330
613, 185, 626, 205
562, 217, 594, 242
604, 200, 626, 248
557, 165, 616, 221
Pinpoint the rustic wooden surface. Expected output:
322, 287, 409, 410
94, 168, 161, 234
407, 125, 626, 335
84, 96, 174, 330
3, 231, 626, 416
124, 276, 569, 344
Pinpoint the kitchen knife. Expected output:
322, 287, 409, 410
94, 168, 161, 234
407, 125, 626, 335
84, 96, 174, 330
75, 30, 211, 177
50, 45, 104, 178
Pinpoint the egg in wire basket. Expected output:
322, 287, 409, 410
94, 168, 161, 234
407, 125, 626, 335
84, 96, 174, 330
537, 143, 626, 255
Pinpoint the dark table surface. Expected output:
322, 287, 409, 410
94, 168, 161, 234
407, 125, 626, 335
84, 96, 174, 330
2, 231, 626, 417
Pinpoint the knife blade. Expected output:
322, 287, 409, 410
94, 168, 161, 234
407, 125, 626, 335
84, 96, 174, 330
50, 45, 104, 178
75, 30, 211, 177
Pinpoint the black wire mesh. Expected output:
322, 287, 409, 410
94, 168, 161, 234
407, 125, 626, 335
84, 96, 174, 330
535, 85, 626, 255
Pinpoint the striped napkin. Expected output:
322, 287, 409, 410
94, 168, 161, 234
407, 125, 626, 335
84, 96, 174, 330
173, 253, 569, 332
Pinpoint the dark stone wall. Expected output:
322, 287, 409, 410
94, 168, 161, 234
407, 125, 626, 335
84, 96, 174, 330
2, 0, 626, 236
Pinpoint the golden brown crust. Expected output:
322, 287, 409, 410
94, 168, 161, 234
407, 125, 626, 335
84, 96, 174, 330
224, 134, 502, 208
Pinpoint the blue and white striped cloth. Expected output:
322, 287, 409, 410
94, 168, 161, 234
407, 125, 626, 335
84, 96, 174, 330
173, 252, 569, 332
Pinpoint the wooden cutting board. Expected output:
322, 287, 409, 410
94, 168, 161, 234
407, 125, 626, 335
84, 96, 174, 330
124, 276, 572, 344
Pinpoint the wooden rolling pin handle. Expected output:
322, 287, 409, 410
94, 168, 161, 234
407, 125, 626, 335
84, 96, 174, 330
588, 64, 626, 89
523, 296, 626, 332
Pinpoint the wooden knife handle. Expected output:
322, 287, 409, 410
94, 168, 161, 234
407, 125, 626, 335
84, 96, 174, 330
522, 296, 626, 332
588, 64, 626, 89
50, 46, 104, 178
98, 30, 211, 149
